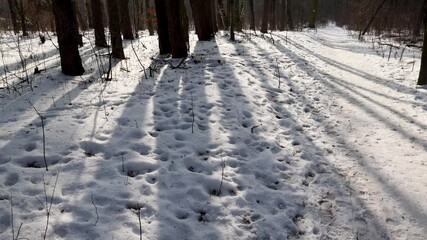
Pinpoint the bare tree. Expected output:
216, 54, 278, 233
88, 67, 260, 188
190, 0, 214, 41
308, 0, 318, 28
17, 0, 28, 36
261, 0, 270, 33
417, 0, 427, 85
248, 0, 256, 31
154, 0, 171, 54
91, 0, 108, 47
107, 0, 125, 59
166, 0, 188, 58
218, 0, 229, 30
145, 0, 154, 36
52, 0, 85, 75
7, 0, 19, 34
119, 0, 135, 40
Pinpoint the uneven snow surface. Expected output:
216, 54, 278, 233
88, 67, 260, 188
0, 26, 426, 240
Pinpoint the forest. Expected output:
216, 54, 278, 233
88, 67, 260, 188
0, 0, 426, 239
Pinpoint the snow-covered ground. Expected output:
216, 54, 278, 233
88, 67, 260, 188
0, 26, 426, 240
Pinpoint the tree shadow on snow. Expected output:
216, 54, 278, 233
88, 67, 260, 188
250, 34, 427, 236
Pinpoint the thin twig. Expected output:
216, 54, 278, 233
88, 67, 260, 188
43, 172, 60, 240
91, 193, 99, 226
10, 192, 14, 240
138, 209, 142, 240
191, 93, 195, 134
276, 57, 281, 89
217, 158, 226, 197
29, 101, 47, 171
130, 39, 148, 79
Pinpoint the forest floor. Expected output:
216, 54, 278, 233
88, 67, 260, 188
0, 25, 426, 240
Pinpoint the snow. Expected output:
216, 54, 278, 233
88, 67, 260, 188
0, 26, 426, 240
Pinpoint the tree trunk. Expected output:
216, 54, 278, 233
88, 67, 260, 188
133, 0, 141, 37
248, 0, 255, 31
74, 0, 89, 31
211, 0, 218, 33
218, 0, 228, 30
119, 0, 135, 40
270, 0, 277, 30
7, 0, 19, 34
165, 0, 188, 58
417, 0, 427, 85
154, 0, 171, 54
261, 0, 270, 33
360, 0, 387, 37
107, 0, 125, 59
230, 0, 235, 41
308, 0, 318, 28
190, 0, 214, 41
17, 0, 28, 36
145, 0, 154, 35
86, 0, 93, 29
91, 0, 108, 47
286, 0, 294, 30
52, 0, 85, 76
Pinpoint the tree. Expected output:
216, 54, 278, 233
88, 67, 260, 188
270, 0, 277, 30
261, 0, 270, 33
230, 0, 235, 41
190, 0, 214, 41
91, 0, 108, 47
119, 0, 135, 40
308, 0, 318, 28
165, 0, 188, 58
7, 0, 19, 34
145, 0, 154, 36
86, 0, 93, 29
52, 0, 85, 76
218, 0, 229, 30
106, 0, 125, 59
286, 0, 294, 31
248, 0, 256, 31
417, 0, 427, 85
154, 0, 171, 54
73, 0, 89, 31
17, 0, 28, 36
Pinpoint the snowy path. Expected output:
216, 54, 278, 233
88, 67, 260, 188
269, 27, 427, 238
0, 27, 426, 240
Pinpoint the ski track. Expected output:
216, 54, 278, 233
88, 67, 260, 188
0, 27, 426, 239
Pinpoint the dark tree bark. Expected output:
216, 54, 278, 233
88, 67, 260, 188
360, 0, 387, 37
248, 0, 256, 31
166, 0, 188, 58
86, 0, 93, 29
154, 0, 171, 54
211, 0, 218, 33
261, 0, 270, 33
308, 0, 318, 28
7, 0, 19, 34
218, 0, 228, 30
417, 0, 427, 85
133, 0, 142, 37
91, 0, 108, 47
107, 0, 125, 59
119, 0, 135, 40
270, 0, 277, 30
190, 0, 214, 41
286, 0, 294, 30
145, 0, 154, 36
17, 0, 28, 36
74, 0, 89, 31
52, 0, 85, 76
230, 0, 235, 41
